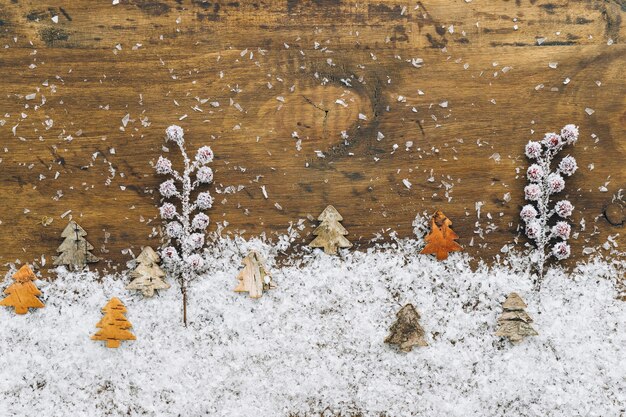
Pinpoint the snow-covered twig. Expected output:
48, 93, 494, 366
155, 125, 214, 325
520, 124, 578, 287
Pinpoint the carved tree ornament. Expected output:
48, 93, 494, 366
53, 220, 100, 269
126, 246, 170, 297
91, 298, 136, 348
385, 304, 428, 352
234, 251, 275, 299
0, 265, 45, 315
309, 205, 352, 255
495, 292, 538, 344
420, 210, 462, 260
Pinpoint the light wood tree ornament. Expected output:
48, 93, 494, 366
126, 246, 170, 297
53, 220, 100, 269
234, 251, 275, 299
385, 304, 428, 352
91, 297, 136, 348
420, 210, 462, 261
495, 292, 538, 344
0, 265, 45, 315
309, 205, 352, 255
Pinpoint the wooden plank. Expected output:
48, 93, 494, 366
0, 0, 624, 273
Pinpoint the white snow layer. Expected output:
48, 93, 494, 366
0, 239, 624, 417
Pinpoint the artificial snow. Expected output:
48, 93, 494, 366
0, 238, 624, 417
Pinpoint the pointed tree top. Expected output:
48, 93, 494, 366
318, 205, 343, 222
136, 246, 160, 264
12, 265, 36, 283
60, 220, 87, 238
397, 303, 420, 320
103, 297, 126, 312
502, 292, 527, 310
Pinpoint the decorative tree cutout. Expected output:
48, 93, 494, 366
309, 205, 352, 255
126, 246, 170, 297
91, 298, 136, 348
53, 220, 100, 269
156, 125, 215, 326
385, 304, 428, 352
234, 251, 275, 298
0, 265, 45, 315
420, 210, 462, 260
495, 292, 538, 344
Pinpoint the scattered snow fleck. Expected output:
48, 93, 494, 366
585, 108, 595, 115
402, 179, 412, 189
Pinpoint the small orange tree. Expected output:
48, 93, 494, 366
91, 298, 136, 348
420, 210, 462, 261
0, 265, 45, 315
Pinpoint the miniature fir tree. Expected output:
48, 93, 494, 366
53, 220, 100, 269
0, 265, 45, 315
385, 304, 428, 352
126, 246, 170, 297
420, 210, 462, 260
156, 125, 215, 326
495, 292, 538, 344
234, 251, 275, 299
309, 205, 352, 255
91, 298, 136, 348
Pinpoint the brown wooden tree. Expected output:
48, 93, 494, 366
420, 210, 462, 260
91, 297, 136, 348
126, 246, 170, 297
0, 265, 45, 315
495, 292, 538, 344
234, 251, 275, 299
53, 220, 100, 269
309, 205, 352, 255
385, 304, 428, 352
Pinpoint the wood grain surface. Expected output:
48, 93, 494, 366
0, 0, 624, 274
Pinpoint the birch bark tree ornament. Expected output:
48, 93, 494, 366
0, 265, 45, 315
309, 205, 352, 255
420, 210, 462, 260
385, 304, 428, 352
126, 246, 170, 297
53, 220, 100, 269
91, 297, 136, 348
495, 293, 538, 344
234, 251, 275, 298
155, 125, 215, 326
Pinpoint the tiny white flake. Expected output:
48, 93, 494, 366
402, 179, 412, 189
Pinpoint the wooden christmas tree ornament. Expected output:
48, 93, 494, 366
126, 246, 170, 297
420, 210, 462, 261
309, 205, 352, 255
234, 251, 275, 299
385, 304, 428, 352
0, 265, 45, 315
495, 292, 538, 344
53, 220, 100, 269
91, 297, 136, 348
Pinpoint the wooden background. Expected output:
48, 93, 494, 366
0, 0, 624, 274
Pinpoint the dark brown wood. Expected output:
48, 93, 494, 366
0, 0, 624, 274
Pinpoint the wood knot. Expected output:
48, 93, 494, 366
604, 201, 625, 226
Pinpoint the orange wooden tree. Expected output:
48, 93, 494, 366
0, 265, 45, 315
420, 210, 462, 261
91, 297, 136, 348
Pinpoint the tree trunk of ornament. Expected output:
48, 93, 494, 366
182, 280, 188, 327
